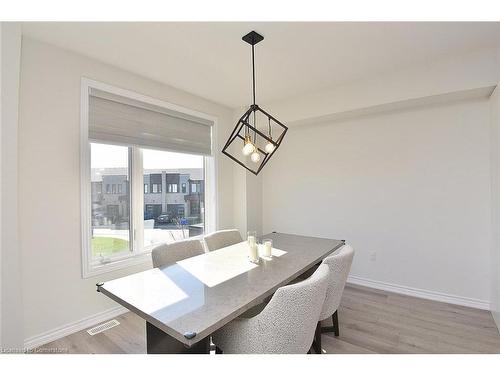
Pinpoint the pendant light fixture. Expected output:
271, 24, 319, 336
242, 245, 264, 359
222, 31, 288, 175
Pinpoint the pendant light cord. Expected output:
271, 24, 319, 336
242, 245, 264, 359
252, 43, 257, 143
252, 44, 256, 106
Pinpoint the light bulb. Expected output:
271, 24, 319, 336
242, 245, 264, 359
265, 142, 275, 153
250, 151, 261, 163
242, 142, 255, 156
242, 135, 255, 156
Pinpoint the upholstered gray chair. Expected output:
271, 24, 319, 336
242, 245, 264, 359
204, 229, 243, 252
212, 264, 330, 354
151, 239, 205, 268
313, 244, 354, 353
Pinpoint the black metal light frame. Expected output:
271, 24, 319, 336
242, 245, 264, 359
222, 31, 288, 175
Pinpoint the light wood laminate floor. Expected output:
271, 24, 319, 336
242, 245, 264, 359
38, 284, 500, 354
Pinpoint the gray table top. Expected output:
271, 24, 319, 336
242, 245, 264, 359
98, 232, 344, 346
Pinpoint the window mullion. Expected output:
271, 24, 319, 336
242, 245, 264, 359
131, 146, 144, 254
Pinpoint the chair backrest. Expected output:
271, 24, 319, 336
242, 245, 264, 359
204, 229, 243, 251
255, 264, 330, 354
151, 239, 205, 268
319, 244, 355, 320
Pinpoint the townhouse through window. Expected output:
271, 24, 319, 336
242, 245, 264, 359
90, 143, 131, 258
142, 149, 205, 249
83, 80, 215, 277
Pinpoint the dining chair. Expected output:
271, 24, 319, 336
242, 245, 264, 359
212, 264, 330, 354
313, 244, 354, 353
151, 238, 205, 268
204, 229, 243, 252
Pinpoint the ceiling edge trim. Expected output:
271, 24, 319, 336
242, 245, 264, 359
287, 86, 496, 128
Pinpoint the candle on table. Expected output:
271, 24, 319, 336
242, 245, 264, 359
249, 243, 259, 262
248, 236, 255, 246
247, 231, 257, 246
263, 239, 272, 257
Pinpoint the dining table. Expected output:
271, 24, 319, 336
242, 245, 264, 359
97, 232, 344, 353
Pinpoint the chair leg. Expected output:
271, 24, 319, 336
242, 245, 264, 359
312, 321, 322, 354
320, 310, 340, 337
332, 310, 339, 337
215, 346, 223, 354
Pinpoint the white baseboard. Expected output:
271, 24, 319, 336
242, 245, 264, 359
347, 275, 490, 311
24, 306, 128, 350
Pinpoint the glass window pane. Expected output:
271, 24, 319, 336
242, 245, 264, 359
91, 143, 130, 258
142, 148, 205, 248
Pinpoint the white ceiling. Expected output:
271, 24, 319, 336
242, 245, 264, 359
22, 22, 500, 108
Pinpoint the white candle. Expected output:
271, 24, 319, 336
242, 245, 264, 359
264, 240, 272, 257
249, 243, 259, 262
247, 235, 256, 246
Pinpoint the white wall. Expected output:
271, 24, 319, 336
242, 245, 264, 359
257, 47, 499, 308
1, 21, 3, 349
18, 37, 235, 343
491, 85, 500, 328
232, 166, 247, 235
230, 107, 263, 237
232, 167, 263, 237
262, 97, 492, 306
0, 22, 23, 349
266, 47, 499, 125
246, 171, 263, 236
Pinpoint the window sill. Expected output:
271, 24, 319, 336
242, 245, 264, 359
82, 251, 152, 279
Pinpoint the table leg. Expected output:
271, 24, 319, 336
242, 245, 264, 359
146, 322, 210, 354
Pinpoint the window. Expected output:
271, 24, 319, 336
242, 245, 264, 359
191, 183, 197, 193
82, 79, 216, 278
90, 143, 131, 261
143, 148, 205, 248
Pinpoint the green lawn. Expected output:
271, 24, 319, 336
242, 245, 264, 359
92, 236, 129, 257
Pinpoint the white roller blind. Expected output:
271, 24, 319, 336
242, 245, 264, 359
89, 88, 213, 155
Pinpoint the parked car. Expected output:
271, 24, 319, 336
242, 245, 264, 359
144, 212, 155, 220
155, 214, 170, 224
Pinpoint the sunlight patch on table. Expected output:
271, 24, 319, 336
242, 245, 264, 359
105, 268, 189, 314
177, 242, 288, 287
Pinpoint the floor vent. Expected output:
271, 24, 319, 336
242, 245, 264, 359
87, 319, 120, 336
